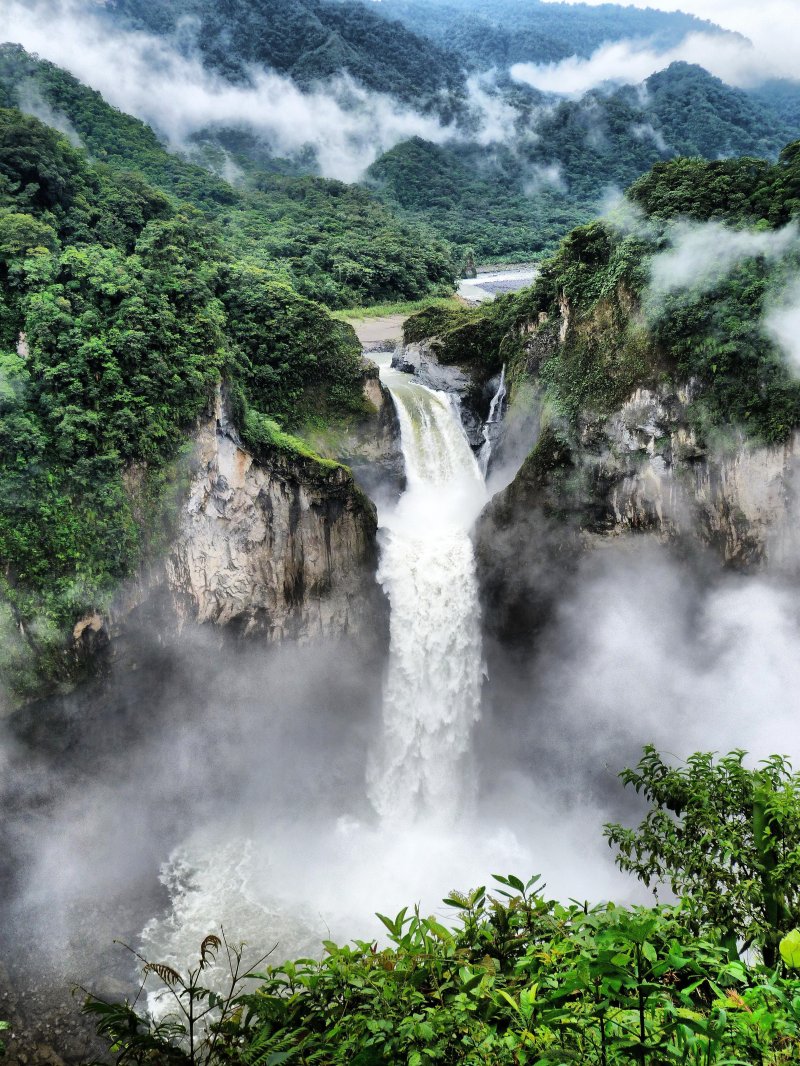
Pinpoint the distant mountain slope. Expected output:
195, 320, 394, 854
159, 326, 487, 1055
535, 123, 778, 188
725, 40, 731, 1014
367, 63, 800, 260
367, 0, 727, 67
0, 44, 456, 306
749, 80, 800, 130
366, 138, 578, 260
105, 0, 466, 109
531, 63, 796, 200
4, 3, 796, 267
641, 63, 794, 160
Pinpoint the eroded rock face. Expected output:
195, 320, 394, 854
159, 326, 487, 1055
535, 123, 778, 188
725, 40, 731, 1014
336, 361, 405, 502
391, 341, 485, 448
68, 388, 388, 666
475, 381, 800, 651
164, 393, 382, 644
579, 384, 800, 569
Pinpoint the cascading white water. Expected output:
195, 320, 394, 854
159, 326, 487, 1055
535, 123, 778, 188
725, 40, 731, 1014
478, 364, 507, 475
367, 357, 489, 824
137, 353, 504, 987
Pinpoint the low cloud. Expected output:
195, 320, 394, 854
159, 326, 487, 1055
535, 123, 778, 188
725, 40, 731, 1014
648, 220, 800, 296
538, 0, 800, 86
765, 282, 800, 374
0, 0, 531, 183
523, 162, 567, 195
16, 81, 82, 147
631, 121, 670, 154
464, 72, 520, 146
1, 0, 459, 182
510, 30, 798, 96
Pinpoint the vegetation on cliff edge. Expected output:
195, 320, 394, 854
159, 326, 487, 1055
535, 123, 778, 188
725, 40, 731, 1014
0, 107, 370, 698
405, 141, 800, 445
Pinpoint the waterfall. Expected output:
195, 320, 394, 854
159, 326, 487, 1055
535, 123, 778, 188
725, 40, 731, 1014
368, 359, 489, 824
478, 364, 507, 475
135, 355, 514, 985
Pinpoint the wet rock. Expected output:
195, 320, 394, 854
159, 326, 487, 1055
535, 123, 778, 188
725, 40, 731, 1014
161, 388, 385, 648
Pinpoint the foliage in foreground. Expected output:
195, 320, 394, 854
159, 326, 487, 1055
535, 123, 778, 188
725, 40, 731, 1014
85, 749, 800, 1065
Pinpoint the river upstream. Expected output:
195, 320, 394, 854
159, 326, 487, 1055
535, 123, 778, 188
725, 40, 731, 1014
457, 265, 539, 305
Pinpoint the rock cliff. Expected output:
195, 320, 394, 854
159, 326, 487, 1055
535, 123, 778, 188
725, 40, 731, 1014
580, 384, 800, 567
471, 291, 800, 647
390, 341, 486, 448
335, 360, 406, 502
70, 385, 388, 668
164, 388, 383, 643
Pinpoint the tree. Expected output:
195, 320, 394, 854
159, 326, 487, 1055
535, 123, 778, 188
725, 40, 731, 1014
605, 746, 800, 965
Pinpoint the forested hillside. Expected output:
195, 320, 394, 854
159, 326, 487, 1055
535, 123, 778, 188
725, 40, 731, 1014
5, 1, 799, 263
370, 0, 723, 67
367, 64, 799, 261
106, 0, 466, 110
0, 104, 398, 696
0, 45, 456, 307
406, 140, 800, 447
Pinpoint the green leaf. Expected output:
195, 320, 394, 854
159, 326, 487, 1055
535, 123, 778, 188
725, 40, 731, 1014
780, 929, 800, 969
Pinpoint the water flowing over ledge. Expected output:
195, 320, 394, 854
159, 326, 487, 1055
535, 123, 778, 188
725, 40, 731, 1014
368, 355, 489, 824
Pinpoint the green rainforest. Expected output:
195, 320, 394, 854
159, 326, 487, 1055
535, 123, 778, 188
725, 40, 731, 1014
3, 1, 800, 1063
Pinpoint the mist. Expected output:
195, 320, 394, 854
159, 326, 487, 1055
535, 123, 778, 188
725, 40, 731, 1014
4, 0, 800, 1055
765, 282, 800, 374
647, 221, 800, 297
593, 205, 800, 381
0, 0, 520, 182
7, 532, 800, 998
511, 29, 800, 96
0, 0, 442, 181
547, 0, 800, 83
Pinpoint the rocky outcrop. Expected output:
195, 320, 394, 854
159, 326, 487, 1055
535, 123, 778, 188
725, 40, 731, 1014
391, 341, 485, 448
475, 378, 800, 650
70, 387, 387, 665
336, 360, 405, 501
163, 390, 383, 644
578, 383, 800, 569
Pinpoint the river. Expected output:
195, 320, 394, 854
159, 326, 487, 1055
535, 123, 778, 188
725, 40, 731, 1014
457, 265, 539, 305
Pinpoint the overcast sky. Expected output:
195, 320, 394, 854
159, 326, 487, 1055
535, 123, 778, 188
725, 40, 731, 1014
507, 0, 800, 93
551, 0, 799, 72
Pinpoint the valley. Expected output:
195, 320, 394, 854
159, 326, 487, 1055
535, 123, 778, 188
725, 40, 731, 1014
1, 0, 800, 1062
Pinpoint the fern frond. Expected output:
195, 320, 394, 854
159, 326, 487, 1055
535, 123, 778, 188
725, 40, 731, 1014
143, 962, 184, 986
200, 934, 223, 970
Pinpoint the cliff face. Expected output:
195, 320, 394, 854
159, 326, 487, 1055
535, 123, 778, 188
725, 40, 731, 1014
71, 386, 388, 668
391, 341, 486, 448
473, 291, 800, 648
164, 390, 383, 644
336, 360, 406, 501
582, 384, 800, 567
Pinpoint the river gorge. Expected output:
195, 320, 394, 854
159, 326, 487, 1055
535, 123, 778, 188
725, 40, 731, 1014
4, 311, 800, 1063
